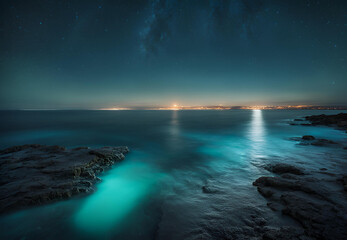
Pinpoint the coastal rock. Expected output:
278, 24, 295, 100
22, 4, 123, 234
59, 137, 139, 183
253, 170, 347, 239
202, 185, 219, 194
310, 139, 337, 146
0, 144, 129, 214
203, 211, 311, 240
339, 175, 347, 192
300, 123, 313, 126
302, 135, 315, 140
253, 176, 332, 201
281, 194, 347, 240
291, 136, 338, 147
257, 186, 274, 198
262, 226, 312, 240
265, 163, 304, 175
266, 202, 281, 211
304, 113, 347, 130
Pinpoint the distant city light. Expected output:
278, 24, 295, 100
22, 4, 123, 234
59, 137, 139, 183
96, 105, 346, 111
99, 107, 131, 110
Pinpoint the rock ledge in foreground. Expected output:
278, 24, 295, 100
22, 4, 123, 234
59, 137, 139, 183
253, 164, 347, 240
0, 144, 129, 214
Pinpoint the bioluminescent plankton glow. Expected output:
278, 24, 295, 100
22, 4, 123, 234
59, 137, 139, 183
0, 110, 347, 239
1, 0, 347, 239
74, 153, 164, 234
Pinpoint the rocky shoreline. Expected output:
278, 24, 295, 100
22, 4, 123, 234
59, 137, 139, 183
290, 113, 347, 131
305, 113, 347, 130
251, 113, 347, 239
0, 144, 129, 215
1, 113, 346, 239
253, 163, 347, 240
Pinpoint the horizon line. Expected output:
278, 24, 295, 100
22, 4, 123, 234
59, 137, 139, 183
1, 105, 347, 111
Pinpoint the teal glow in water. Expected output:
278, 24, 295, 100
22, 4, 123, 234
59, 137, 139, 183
186, 110, 265, 170
0, 110, 346, 239
74, 152, 163, 234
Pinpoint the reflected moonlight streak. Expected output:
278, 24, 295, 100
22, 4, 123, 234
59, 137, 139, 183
248, 110, 266, 158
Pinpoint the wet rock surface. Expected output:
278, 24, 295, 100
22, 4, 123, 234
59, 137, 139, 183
290, 136, 338, 147
200, 208, 314, 240
253, 163, 347, 240
0, 144, 129, 214
264, 163, 304, 175
302, 135, 315, 140
289, 113, 347, 130
304, 113, 347, 130
202, 185, 218, 194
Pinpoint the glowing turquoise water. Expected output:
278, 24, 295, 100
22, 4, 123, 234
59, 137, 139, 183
74, 155, 164, 235
0, 110, 346, 239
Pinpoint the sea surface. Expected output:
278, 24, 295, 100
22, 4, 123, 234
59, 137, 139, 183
0, 110, 346, 239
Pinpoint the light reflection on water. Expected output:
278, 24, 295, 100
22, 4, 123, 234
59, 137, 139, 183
0, 110, 346, 240
248, 110, 266, 159
167, 109, 181, 150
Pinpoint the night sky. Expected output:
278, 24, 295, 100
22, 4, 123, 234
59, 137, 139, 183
1, 0, 346, 109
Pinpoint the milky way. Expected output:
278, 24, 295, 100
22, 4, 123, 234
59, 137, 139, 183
1, 0, 346, 109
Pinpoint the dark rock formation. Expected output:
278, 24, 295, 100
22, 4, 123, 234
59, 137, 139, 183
253, 177, 324, 198
253, 164, 347, 240
309, 138, 337, 146
289, 119, 307, 125
262, 226, 312, 240
338, 175, 347, 192
203, 209, 313, 240
290, 136, 338, 147
265, 163, 304, 175
302, 135, 315, 140
0, 144, 129, 214
304, 113, 347, 130
202, 186, 215, 194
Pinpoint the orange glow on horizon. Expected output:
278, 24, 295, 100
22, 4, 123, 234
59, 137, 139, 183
96, 104, 344, 111
99, 107, 131, 110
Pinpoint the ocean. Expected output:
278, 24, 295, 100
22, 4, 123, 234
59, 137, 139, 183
0, 110, 346, 239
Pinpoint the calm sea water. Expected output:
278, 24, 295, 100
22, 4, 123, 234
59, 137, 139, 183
0, 110, 346, 239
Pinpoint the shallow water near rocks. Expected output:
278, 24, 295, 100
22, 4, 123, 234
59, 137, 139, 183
0, 110, 346, 239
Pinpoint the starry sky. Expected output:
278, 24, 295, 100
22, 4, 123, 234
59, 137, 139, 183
1, 0, 346, 109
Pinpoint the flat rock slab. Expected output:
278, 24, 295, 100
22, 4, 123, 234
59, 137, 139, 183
0, 144, 129, 214
264, 163, 304, 175
253, 163, 347, 240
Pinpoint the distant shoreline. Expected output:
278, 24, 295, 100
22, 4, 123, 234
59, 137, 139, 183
1, 107, 347, 111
